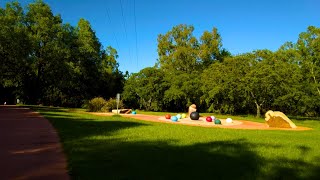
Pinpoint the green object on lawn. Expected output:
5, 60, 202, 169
215, 119, 221, 124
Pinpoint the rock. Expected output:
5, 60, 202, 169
188, 104, 197, 117
265, 110, 297, 128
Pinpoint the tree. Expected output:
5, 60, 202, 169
74, 18, 102, 100
0, 0, 123, 107
0, 2, 31, 104
156, 25, 203, 111
199, 27, 230, 66
122, 67, 166, 111
297, 26, 320, 96
99, 46, 125, 99
157, 24, 200, 73
162, 70, 203, 112
296, 26, 320, 115
25, 0, 70, 105
201, 54, 252, 114
272, 42, 308, 115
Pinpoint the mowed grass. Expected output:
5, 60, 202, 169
32, 106, 320, 179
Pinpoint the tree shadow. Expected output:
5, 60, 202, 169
68, 137, 320, 180
288, 116, 320, 121
263, 157, 320, 180
29, 106, 69, 113
69, 138, 263, 180
45, 118, 150, 142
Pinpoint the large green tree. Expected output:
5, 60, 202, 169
298, 26, 320, 96
201, 54, 252, 114
122, 67, 166, 111
157, 25, 204, 111
199, 27, 230, 66
157, 24, 200, 73
0, 0, 124, 107
25, 0, 70, 104
0, 2, 31, 103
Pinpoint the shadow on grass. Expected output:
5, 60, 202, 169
263, 155, 320, 180
71, 139, 261, 179
288, 116, 320, 121
42, 117, 149, 142
36, 107, 320, 179
67, 137, 320, 180
29, 105, 69, 113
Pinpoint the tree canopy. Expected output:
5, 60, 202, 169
0, 1, 125, 106
123, 24, 320, 117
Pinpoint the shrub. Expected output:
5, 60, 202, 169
88, 97, 107, 112
105, 98, 124, 111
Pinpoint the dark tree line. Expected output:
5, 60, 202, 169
0, 1, 125, 107
122, 24, 320, 117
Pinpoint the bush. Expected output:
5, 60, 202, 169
105, 98, 124, 111
88, 97, 107, 112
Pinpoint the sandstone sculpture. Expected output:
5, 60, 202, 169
265, 110, 297, 128
188, 104, 197, 117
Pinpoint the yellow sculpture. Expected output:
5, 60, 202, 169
265, 110, 297, 128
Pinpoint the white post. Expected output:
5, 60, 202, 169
116, 93, 120, 114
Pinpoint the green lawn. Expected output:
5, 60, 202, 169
32, 106, 320, 179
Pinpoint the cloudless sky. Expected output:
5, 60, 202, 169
1, 0, 320, 73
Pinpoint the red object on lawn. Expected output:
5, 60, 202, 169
165, 114, 171, 119
206, 116, 213, 122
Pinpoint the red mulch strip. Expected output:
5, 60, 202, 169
0, 105, 69, 180
93, 112, 311, 131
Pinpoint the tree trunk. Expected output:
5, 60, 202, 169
310, 66, 320, 96
255, 101, 261, 118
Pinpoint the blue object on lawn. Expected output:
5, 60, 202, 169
171, 116, 178, 122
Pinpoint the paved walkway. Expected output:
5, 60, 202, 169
0, 106, 69, 180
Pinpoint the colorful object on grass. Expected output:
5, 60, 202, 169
132, 111, 137, 115
181, 113, 186, 119
214, 119, 222, 124
190, 112, 200, 120
206, 116, 213, 122
226, 118, 233, 123
211, 116, 216, 120
176, 114, 182, 119
165, 114, 171, 119
265, 110, 297, 128
171, 116, 178, 122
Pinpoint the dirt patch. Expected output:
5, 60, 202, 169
92, 112, 312, 131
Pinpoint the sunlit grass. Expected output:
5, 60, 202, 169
31, 106, 320, 179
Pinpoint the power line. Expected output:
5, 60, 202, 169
119, 0, 132, 64
105, 5, 120, 50
134, 0, 139, 69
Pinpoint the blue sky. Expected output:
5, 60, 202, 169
1, 0, 320, 73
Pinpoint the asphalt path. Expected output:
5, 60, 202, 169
0, 106, 69, 180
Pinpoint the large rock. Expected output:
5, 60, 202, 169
265, 110, 297, 128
